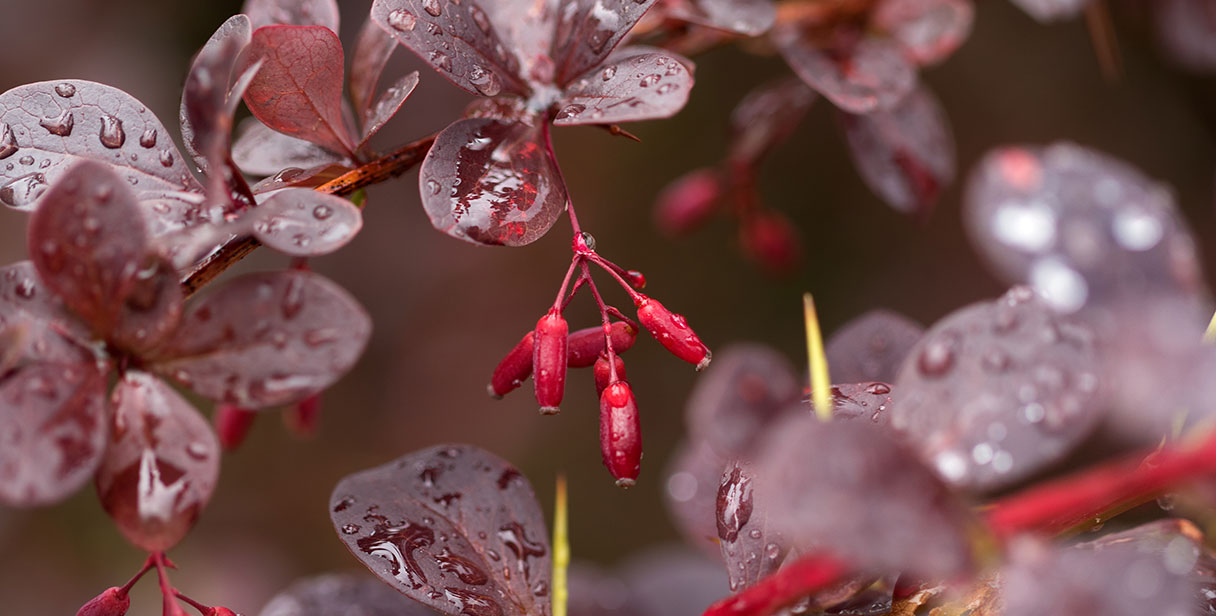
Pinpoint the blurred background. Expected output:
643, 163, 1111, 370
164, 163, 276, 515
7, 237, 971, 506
0, 0, 1214, 614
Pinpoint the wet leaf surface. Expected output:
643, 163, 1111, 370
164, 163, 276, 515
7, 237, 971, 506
95, 371, 220, 552
550, 0, 658, 86
668, 0, 777, 36
243, 0, 341, 32
728, 78, 816, 166
684, 344, 801, 458
773, 26, 916, 114
419, 118, 566, 246
825, 309, 923, 384
0, 360, 106, 507
330, 444, 552, 616
153, 270, 371, 408
351, 15, 401, 121
716, 460, 788, 592
0, 261, 91, 364
1009, 0, 1092, 23
874, 0, 973, 66
826, 382, 894, 428
360, 71, 420, 147
180, 14, 252, 175
890, 286, 1103, 492
259, 573, 442, 616
248, 188, 363, 256
232, 119, 343, 177
553, 48, 694, 126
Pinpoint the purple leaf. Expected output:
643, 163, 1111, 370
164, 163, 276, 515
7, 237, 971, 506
552, 48, 694, 126
249, 162, 353, 194
716, 461, 787, 593
330, 444, 552, 616
827, 382, 894, 427
839, 85, 954, 218
668, 0, 777, 36
663, 440, 728, 557
566, 563, 643, 616
773, 25, 916, 114
873, 0, 974, 66
360, 71, 420, 147
484, 0, 561, 82
243, 0, 342, 33
153, 270, 371, 408
240, 25, 357, 157
1156, 0, 1216, 72
890, 286, 1103, 492
1008, 0, 1092, 23
419, 118, 567, 246
962, 142, 1204, 315
825, 309, 924, 383
550, 0, 659, 86
0, 261, 92, 364
754, 415, 975, 578
0, 80, 203, 229
248, 188, 363, 256
27, 160, 183, 354
0, 360, 107, 507
233, 118, 344, 177
684, 344, 801, 458
618, 547, 730, 616
351, 15, 401, 121
728, 78, 815, 166
95, 371, 220, 552
1075, 519, 1216, 615
370, 0, 529, 97
259, 573, 443, 616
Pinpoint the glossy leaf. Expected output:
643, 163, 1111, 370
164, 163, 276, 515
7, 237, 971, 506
716, 460, 787, 593
485, 0, 561, 82
0, 361, 107, 507
330, 444, 552, 616
1156, 0, 1216, 72
839, 85, 954, 218
239, 25, 356, 157
351, 16, 401, 121
755, 415, 975, 578
550, 0, 659, 86
249, 162, 353, 195
243, 0, 341, 32
248, 188, 363, 256
663, 440, 728, 558
0, 261, 91, 364
153, 270, 371, 408
419, 118, 567, 246
890, 287, 1103, 492
827, 382, 894, 428
552, 48, 694, 126
360, 71, 420, 147
1076, 519, 1216, 615
232, 118, 343, 177
685, 344, 801, 458
0, 80, 203, 229
1008, 0, 1092, 23
668, 0, 776, 36
873, 0, 974, 66
95, 371, 220, 552
28, 160, 183, 354
259, 573, 442, 616
824, 309, 923, 383
773, 25, 916, 114
370, 0, 529, 97
728, 78, 815, 166
962, 142, 1204, 315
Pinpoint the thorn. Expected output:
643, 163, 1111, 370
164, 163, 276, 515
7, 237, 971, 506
803, 293, 832, 422
552, 475, 569, 616
599, 124, 642, 142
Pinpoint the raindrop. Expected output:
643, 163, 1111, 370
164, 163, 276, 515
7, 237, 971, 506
601, 65, 618, 81
468, 66, 502, 97
54, 82, 76, 97
99, 114, 126, 148
421, 0, 442, 16
387, 8, 417, 31
916, 335, 956, 377
342, 523, 361, 534
426, 179, 442, 195
579, 231, 596, 251
0, 123, 17, 159
139, 127, 157, 148
0, 173, 48, 207
470, 5, 491, 34
18, 155, 33, 166
39, 109, 74, 137
638, 74, 660, 88
588, 29, 612, 54
657, 83, 676, 95
429, 50, 452, 72
865, 382, 891, 395
555, 104, 585, 121
159, 150, 174, 167
313, 205, 334, 220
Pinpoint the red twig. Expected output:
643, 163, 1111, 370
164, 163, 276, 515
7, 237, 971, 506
702, 554, 850, 616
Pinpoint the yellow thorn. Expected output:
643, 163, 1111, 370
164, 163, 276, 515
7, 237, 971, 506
803, 293, 832, 421
1204, 310, 1216, 344
552, 474, 569, 616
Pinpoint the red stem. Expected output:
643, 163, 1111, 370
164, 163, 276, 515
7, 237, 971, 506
580, 261, 620, 382
154, 552, 184, 616
702, 554, 850, 616
116, 554, 157, 597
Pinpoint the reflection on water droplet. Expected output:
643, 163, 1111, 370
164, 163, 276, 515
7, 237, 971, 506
555, 104, 585, 121
159, 150, 174, 167
468, 66, 501, 97
917, 335, 956, 377
430, 50, 452, 72
0, 172, 48, 207
99, 115, 126, 148
313, 205, 333, 220
39, 110, 74, 136
0, 123, 17, 159
638, 74, 660, 88
601, 65, 617, 81
388, 8, 417, 31
426, 179, 442, 195
1112, 209, 1163, 251
139, 127, 157, 148
421, 0, 442, 16
434, 548, 489, 585
54, 82, 76, 97
18, 155, 32, 166
342, 523, 361, 534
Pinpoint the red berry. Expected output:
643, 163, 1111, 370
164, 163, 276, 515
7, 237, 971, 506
600, 382, 642, 486
740, 210, 801, 274
594, 353, 627, 398
635, 295, 711, 370
624, 270, 647, 290
213, 404, 256, 451
533, 309, 569, 414
488, 330, 535, 399
654, 168, 722, 236
567, 322, 637, 368
77, 587, 129, 616
285, 393, 321, 437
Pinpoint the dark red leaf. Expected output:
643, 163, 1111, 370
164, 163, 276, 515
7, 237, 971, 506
728, 77, 815, 166
153, 270, 371, 408
0, 80, 203, 232
890, 286, 1103, 492
617, 547, 730, 616
0, 261, 92, 364
684, 344, 800, 458
825, 309, 923, 383
248, 188, 363, 256
962, 142, 1203, 315
716, 461, 788, 593
359, 71, 420, 148
330, 444, 552, 616
667, 0, 776, 36
654, 167, 722, 236
239, 25, 356, 157
95, 371, 220, 552
839, 85, 954, 218
0, 360, 107, 507
484, 1, 561, 82
873, 0, 974, 66
773, 25, 916, 114
755, 415, 975, 578
1075, 519, 1216, 614
552, 48, 694, 126
28, 160, 183, 354
738, 210, 801, 274
260, 573, 443, 616
1009, 0, 1091, 23
663, 439, 728, 558
550, 0, 659, 86
351, 15, 401, 121
419, 118, 567, 246
827, 382, 894, 427
249, 162, 353, 195
232, 118, 344, 177
1156, 0, 1216, 72
370, 0, 529, 97
243, 0, 341, 32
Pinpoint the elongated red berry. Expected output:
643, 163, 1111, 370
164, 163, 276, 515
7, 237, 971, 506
625, 270, 646, 290
635, 295, 712, 370
214, 404, 257, 451
567, 322, 637, 367
594, 354, 627, 398
533, 309, 569, 414
77, 587, 130, 616
655, 168, 722, 236
600, 381, 642, 487
285, 393, 321, 437
488, 331, 534, 398
740, 210, 801, 274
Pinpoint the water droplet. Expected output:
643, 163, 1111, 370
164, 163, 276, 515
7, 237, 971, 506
765, 543, 781, 560
313, 204, 334, 220
429, 50, 452, 72
0, 173, 48, 207
426, 179, 442, 195
99, 115, 125, 148
917, 334, 957, 377
434, 549, 489, 585
159, 150, 174, 167
39, 110, 74, 137
186, 441, 209, 460
357, 521, 436, 589
579, 231, 596, 251
865, 382, 890, 395
342, 523, 361, 534
281, 276, 305, 319
139, 127, 157, 148
422, 0, 442, 16
14, 278, 35, 299
18, 155, 33, 166
470, 5, 491, 33
588, 29, 612, 54
333, 495, 355, 512
54, 82, 76, 97
467, 66, 502, 97
657, 83, 676, 95
388, 8, 417, 31
638, 74, 660, 88
0, 123, 17, 159
555, 104, 585, 121
601, 65, 618, 81
532, 581, 549, 596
